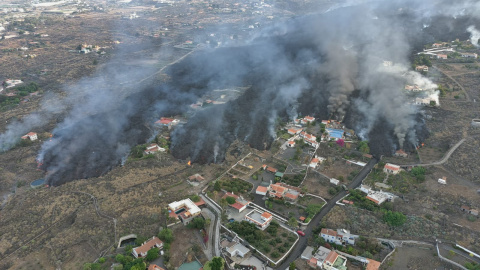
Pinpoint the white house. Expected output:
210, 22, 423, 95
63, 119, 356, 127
144, 143, 165, 155
330, 178, 340, 186
383, 163, 400, 175
226, 242, 250, 258
359, 184, 372, 194
287, 140, 295, 147
309, 158, 320, 168
461, 53, 478, 58
132, 236, 163, 258
438, 177, 447, 185
323, 250, 347, 270
255, 186, 268, 196
21, 132, 38, 141
320, 228, 359, 246
244, 210, 273, 230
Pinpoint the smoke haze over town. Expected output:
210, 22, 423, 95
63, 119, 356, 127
1, 0, 480, 186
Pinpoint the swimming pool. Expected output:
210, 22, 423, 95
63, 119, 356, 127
178, 261, 202, 270
30, 179, 45, 188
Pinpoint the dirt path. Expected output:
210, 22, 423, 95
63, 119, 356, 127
403, 138, 466, 167
433, 65, 471, 101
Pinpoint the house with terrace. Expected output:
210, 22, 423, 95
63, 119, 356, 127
244, 210, 273, 230
168, 199, 202, 225
223, 192, 250, 212
320, 228, 359, 246
132, 236, 163, 258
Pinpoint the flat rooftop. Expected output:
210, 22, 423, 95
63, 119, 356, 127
246, 210, 265, 224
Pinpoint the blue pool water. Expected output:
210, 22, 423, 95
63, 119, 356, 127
30, 179, 45, 188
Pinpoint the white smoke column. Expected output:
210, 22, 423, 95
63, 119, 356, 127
213, 142, 219, 163
467, 25, 480, 47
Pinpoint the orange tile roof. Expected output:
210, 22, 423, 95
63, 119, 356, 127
149, 264, 165, 270
26, 132, 37, 136
299, 216, 306, 221
304, 116, 315, 121
134, 237, 163, 257
366, 259, 381, 270
231, 202, 246, 210
321, 228, 337, 237
284, 192, 298, 200
256, 186, 268, 193
366, 196, 380, 204
266, 167, 278, 173
384, 163, 400, 171
270, 183, 287, 194
261, 212, 272, 219
325, 250, 338, 264
311, 158, 319, 163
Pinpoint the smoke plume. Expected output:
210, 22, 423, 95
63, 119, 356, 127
1, 0, 479, 185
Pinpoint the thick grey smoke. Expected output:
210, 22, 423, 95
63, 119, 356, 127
467, 25, 480, 47
0, 0, 479, 185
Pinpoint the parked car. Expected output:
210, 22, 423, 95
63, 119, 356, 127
297, 230, 305, 236
228, 218, 235, 223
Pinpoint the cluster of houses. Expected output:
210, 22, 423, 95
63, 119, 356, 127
255, 182, 303, 202
294, 115, 316, 125
286, 127, 319, 148
302, 228, 381, 270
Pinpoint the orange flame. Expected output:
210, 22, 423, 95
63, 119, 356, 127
187, 161, 191, 166
421, 143, 425, 146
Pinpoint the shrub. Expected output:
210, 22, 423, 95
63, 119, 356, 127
226, 196, 236, 204
383, 211, 407, 227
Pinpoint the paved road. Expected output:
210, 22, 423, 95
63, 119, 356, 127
401, 138, 466, 167
200, 194, 221, 257
275, 158, 378, 270
439, 243, 480, 265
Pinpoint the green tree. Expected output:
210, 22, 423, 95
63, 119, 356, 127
190, 194, 200, 202
429, 100, 436, 106
188, 217, 206, 229
306, 204, 324, 217
226, 196, 236, 204
220, 198, 228, 210
145, 247, 159, 261
288, 217, 298, 227
358, 141, 370, 154
411, 166, 426, 182
98, 257, 106, 264
383, 211, 407, 227
158, 228, 174, 244
214, 181, 221, 191
289, 262, 296, 270
115, 254, 125, 264
204, 257, 225, 270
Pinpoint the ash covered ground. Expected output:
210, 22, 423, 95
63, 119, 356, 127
3, 1, 480, 186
